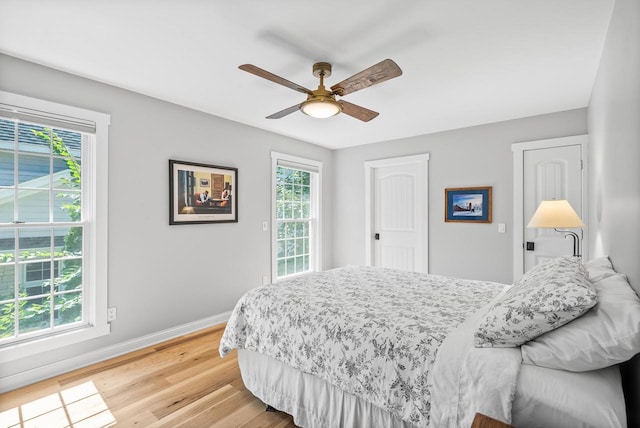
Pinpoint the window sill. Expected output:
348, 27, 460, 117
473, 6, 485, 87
0, 322, 110, 363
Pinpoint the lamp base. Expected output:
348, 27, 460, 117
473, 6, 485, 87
554, 228, 581, 257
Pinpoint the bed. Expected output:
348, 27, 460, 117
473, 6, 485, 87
220, 256, 640, 427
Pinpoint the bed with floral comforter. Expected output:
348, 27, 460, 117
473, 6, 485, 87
219, 265, 518, 427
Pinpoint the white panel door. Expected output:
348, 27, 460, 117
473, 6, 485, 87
373, 161, 425, 271
523, 144, 583, 271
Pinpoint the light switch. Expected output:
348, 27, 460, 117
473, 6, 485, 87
498, 223, 506, 233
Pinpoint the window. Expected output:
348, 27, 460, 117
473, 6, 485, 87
272, 152, 322, 280
0, 91, 109, 361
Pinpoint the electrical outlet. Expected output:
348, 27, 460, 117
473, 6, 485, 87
107, 307, 117, 321
262, 221, 269, 231
262, 275, 269, 285
498, 223, 506, 233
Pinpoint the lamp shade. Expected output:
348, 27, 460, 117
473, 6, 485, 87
527, 200, 584, 228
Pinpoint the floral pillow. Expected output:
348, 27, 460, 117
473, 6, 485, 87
474, 256, 597, 347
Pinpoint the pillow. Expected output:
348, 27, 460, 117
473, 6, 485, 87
584, 256, 617, 282
521, 271, 640, 371
474, 256, 597, 348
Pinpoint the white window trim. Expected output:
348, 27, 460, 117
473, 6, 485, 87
271, 152, 322, 282
0, 91, 110, 363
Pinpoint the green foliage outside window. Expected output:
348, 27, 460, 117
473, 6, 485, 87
276, 166, 312, 277
0, 127, 83, 339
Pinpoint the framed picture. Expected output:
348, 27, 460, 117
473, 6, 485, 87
445, 186, 492, 223
169, 159, 238, 225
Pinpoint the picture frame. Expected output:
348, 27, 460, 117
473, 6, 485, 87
445, 186, 492, 223
169, 159, 238, 225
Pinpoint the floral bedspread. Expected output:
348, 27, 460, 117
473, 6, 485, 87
219, 266, 506, 426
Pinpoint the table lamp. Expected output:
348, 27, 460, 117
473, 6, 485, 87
527, 199, 584, 257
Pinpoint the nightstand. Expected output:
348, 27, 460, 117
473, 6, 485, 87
471, 413, 514, 428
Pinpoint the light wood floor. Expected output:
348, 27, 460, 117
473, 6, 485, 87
0, 324, 298, 427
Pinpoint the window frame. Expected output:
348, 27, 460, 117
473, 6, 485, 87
0, 91, 110, 363
271, 152, 322, 281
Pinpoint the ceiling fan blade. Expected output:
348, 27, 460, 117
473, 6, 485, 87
266, 103, 302, 119
239, 64, 313, 95
338, 100, 379, 122
331, 59, 402, 96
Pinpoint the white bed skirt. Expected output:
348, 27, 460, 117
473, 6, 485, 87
238, 348, 627, 428
238, 348, 414, 428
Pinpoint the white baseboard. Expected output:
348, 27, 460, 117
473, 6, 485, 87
0, 311, 232, 393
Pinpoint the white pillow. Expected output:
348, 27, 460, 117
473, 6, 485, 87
584, 256, 618, 282
474, 256, 597, 347
521, 271, 640, 371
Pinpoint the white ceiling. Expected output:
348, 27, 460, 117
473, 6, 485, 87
0, 0, 614, 149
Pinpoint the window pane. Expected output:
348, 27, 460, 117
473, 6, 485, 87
17, 189, 50, 222
0, 264, 15, 300
0, 118, 15, 150
19, 261, 52, 296
0, 151, 14, 186
54, 258, 82, 292
18, 153, 50, 188
294, 184, 302, 201
0, 302, 15, 338
53, 158, 81, 190
286, 257, 296, 275
277, 240, 285, 258
56, 226, 82, 256
54, 291, 82, 326
301, 172, 310, 185
19, 296, 51, 334
0, 229, 14, 262
53, 128, 82, 159
285, 239, 295, 257
278, 259, 286, 277
277, 222, 286, 239
54, 190, 81, 222
18, 123, 50, 154
302, 202, 310, 218
18, 228, 51, 261
0, 189, 14, 223
295, 238, 304, 255
276, 200, 284, 219
295, 256, 304, 273
296, 222, 308, 237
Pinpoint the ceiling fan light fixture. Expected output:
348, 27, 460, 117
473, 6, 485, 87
301, 97, 342, 119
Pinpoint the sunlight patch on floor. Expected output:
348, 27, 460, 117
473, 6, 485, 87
0, 381, 115, 428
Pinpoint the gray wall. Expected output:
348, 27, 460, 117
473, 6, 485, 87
588, 0, 640, 425
3, 0, 638, 407
332, 110, 587, 284
0, 53, 334, 379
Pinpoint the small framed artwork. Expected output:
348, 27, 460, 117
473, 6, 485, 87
169, 159, 238, 225
445, 186, 492, 223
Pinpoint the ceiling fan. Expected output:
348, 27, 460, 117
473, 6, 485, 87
239, 59, 402, 122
